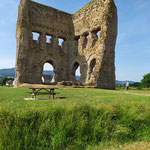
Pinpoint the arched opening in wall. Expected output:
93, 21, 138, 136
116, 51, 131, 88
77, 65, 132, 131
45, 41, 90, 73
89, 59, 96, 74
76, 66, 81, 81
46, 35, 52, 43
32, 32, 40, 41
91, 28, 101, 45
72, 62, 81, 82
74, 36, 80, 43
58, 37, 65, 47
83, 33, 89, 47
96, 28, 101, 39
84, 33, 89, 41
86, 34, 89, 39
42, 62, 55, 84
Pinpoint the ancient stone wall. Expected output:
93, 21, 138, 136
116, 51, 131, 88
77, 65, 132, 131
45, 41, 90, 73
15, 0, 117, 89
72, 0, 117, 89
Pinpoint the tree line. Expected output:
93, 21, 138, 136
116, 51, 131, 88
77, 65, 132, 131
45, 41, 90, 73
117, 73, 150, 88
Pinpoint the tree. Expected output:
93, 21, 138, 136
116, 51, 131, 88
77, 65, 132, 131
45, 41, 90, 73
130, 82, 141, 87
0, 76, 8, 85
0, 76, 14, 86
141, 73, 150, 88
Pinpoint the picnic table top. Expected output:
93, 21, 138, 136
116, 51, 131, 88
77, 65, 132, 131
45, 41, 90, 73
18, 83, 59, 89
29, 87, 58, 90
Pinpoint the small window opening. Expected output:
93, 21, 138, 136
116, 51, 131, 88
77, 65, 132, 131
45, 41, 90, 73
58, 37, 65, 46
32, 32, 40, 41
46, 35, 52, 43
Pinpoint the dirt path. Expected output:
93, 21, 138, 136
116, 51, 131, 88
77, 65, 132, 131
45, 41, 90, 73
127, 92, 150, 97
112, 90, 150, 97
118, 91, 150, 97
103, 142, 150, 150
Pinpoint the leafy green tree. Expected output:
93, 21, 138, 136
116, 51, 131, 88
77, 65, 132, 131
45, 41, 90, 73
0, 76, 8, 85
141, 73, 150, 88
130, 82, 141, 87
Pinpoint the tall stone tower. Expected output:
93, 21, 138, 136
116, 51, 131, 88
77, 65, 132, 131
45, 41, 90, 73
15, 0, 117, 89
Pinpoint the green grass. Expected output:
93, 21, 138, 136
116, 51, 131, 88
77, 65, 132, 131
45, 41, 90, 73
0, 87, 150, 149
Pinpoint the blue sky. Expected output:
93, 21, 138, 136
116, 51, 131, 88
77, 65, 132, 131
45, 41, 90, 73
0, 0, 150, 82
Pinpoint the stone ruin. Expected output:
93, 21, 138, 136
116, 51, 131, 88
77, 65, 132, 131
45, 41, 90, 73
14, 0, 117, 89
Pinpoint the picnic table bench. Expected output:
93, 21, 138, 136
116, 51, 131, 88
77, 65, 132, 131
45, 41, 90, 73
27, 87, 58, 99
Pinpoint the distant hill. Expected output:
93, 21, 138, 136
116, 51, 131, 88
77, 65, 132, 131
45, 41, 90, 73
42, 70, 54, 76
0, 68, 80, 80
0, 68, 135, 84
116, 80, 135, 85
0, 68, 15, 79
0, 68, 55, 79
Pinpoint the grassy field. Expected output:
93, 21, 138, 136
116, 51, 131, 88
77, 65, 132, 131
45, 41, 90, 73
0, 87, 150, 149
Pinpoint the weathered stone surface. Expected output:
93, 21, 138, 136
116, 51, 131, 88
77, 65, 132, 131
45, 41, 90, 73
14, 0, 117, 89
58, 81, 83, 87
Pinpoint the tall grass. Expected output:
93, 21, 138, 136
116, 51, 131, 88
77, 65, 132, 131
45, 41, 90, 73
0, 102, 150, 150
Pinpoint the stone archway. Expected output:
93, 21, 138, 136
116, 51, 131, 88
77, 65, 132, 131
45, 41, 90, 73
42, 62, 54, 84
40, 57, 58, 84
87, 58, 97, 82
89, 59, 96, 74
71, 62, 80, 82
71, 61, 87, 84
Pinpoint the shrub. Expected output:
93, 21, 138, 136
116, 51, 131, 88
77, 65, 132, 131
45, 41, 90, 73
0, 76, 7, 85
141, 73, 150, 88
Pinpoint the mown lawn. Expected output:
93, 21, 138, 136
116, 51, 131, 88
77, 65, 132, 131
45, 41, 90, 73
0, 87, 150, 150
0, 87, 150, 110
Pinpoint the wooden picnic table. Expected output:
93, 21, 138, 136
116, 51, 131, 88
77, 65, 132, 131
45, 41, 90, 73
28, 87, 58, 99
